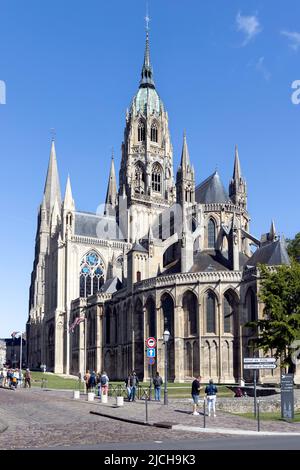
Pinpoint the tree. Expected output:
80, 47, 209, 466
287, 233, 300, 263
247, 263, 300, 370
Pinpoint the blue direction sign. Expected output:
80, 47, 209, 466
147, 348, 156, 358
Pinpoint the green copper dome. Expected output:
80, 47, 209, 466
133, 87, 164, 115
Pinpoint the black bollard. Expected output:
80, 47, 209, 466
145, 392, 149, 424
203, 398, 206, 428
257, 400, 260, 432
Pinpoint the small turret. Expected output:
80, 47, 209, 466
229, 145, 247, 208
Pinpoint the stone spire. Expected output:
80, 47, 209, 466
233, 145, 241, 181
39, 194, 48, 232
229, 145, 247, 208
176, 132, 195, 206
63, 175, 75, 211
140, 29, 155, 89
269, 220, 276, 241
43, 139, 61, 216
105, 152, 117, 214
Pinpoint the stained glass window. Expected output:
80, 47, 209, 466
152, 163, 162, 193
79, 251, 105, 297
208, 219, 216, 248
151, 123, 158, 142
206, 291, 216, 333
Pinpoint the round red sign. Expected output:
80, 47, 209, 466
146, 337, 156, 348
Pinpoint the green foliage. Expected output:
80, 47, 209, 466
287, 233, 300, 262
246, 263, 300, 368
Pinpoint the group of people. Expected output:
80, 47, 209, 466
0, 367, 32, 389
124, 371, 164, 402
83, 370, 109, 396
191, 375, 218, 417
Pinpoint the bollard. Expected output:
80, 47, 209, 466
257, 400, 260, 432
145, 392, 149, 424
203, 398, 206, 428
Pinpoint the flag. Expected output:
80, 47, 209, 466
68, 316, 85, 333
11, 331, 20, 338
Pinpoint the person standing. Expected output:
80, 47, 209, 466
205, 379, 218, 417
191, 375, 202, 415
130, 371, 139, 402
153, 372, 163, 401
24, 369, 31, 388
100, 371, 109, 395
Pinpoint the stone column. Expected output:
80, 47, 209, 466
174, 305, 185, 383
218, 301, 223, 383
96, 306, 102, 373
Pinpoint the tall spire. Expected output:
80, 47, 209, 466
233, 145, 242, 180
269, 220, 276, 241
105, 151, 117, 214
229, 145, 247, 208
63, 175, 75, 210
43, 140, 61, 215
180, 131, 191, 170
140, 13, 155, 89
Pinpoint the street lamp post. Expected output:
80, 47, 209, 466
163, 330, 170, 405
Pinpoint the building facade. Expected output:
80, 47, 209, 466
27, 28, 295, 383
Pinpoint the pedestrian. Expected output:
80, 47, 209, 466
153, 371, 163, 401
205, 378, 218, 417
130, 371, 139, 402
84, 370, 90, 392
89, 371, 97, 392
24, 368, 31, 388
191, 375, 202, 415
125, 374, 132, 401
100, 371, 109, 395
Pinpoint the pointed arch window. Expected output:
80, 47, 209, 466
134, 162, 145, 194
208, 218, 216, 248
152, 163, 162, 193
151, 122, 158, 143
224, 292, 234, 333
79, 251, 105, 297
206, 291, 216, 333
138, 122, 145, 142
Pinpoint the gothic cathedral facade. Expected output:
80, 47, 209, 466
27, 28, 293, 383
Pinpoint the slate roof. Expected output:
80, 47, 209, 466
246, 239, 290, 267
195, 171, 230, 204
99, 276, 122, 294
75, 211, 106, 238
130, 242, 148, 253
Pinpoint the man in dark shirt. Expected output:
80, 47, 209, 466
191, 375, 202, 415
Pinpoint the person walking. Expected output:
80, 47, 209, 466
153, 371, 163, 401
24, 368, 31, 388
125, 374, 132, 401
84, 370, 90, 393
130, 371, 139, 402
191, 375, 202, 415
205, 379, 218, 417
100, 371, 109, 395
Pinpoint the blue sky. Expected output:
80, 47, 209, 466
0, 0, 299, 336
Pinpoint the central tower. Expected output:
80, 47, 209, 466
119, 27, 176, 242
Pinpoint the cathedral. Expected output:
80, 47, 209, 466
27, 27, 292, 384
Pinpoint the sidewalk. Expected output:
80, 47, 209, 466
69, 392, 300, 435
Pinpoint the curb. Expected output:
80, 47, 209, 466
89, 411, 173, 429
172, 424, 300, 436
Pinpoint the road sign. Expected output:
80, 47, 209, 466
244, 357, 276, 364
281, 374, 294, 419
147, 348, 156, 358
244, 363, 277, 369
146, 337, 156, 348
148, 357, 155, 365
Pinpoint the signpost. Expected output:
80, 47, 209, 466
243, 357, 277, 416
146, 337, 157, 401
281, 373, 294, 419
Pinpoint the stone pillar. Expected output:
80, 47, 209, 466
143, 306, 150, 381
96, 306, 102, 373
174, 305, 185, 383
218, 301, 223, 383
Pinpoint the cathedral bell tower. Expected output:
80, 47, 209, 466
118, 24, 176, 241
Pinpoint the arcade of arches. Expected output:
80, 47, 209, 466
98, 286, 255, 383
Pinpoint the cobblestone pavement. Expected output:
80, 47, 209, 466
0, 388, 228, 449
1, 388, 299, 449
